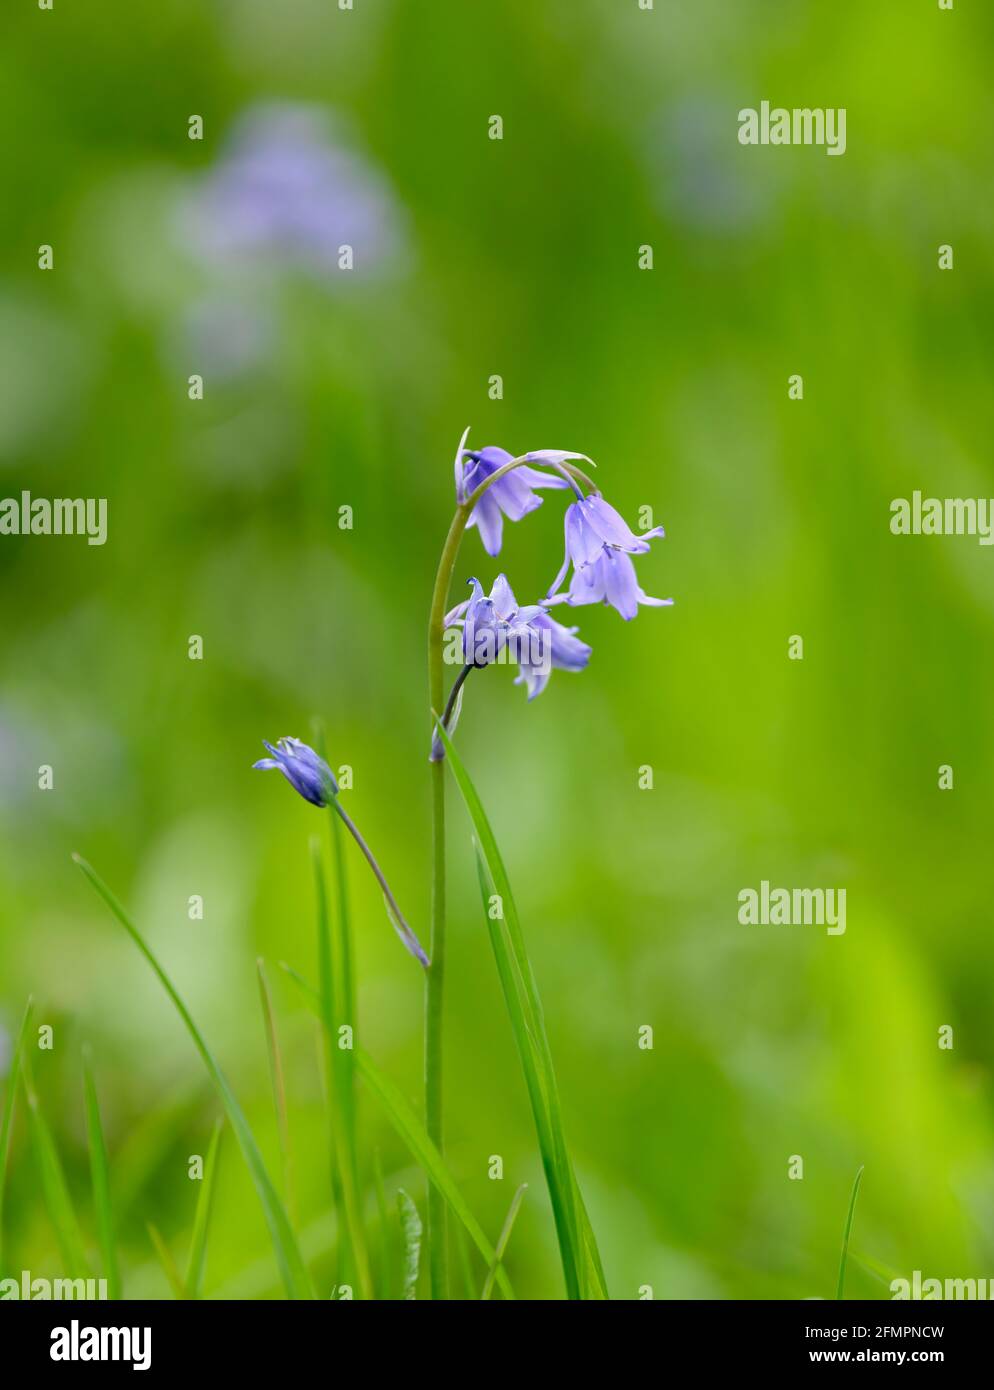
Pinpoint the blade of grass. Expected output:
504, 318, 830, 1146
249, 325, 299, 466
278, 960, 320, 1009
354, 1046, 515, 1300
257, 960, 295, 1226
836, 1164, 864, 1300
472, 843, 577, 1293
185, 1117, 223, 1299
435, 718, 607, 1299
0, 997, 33, 1275
311, 837, 373, 1299
482, 1182, 527, 1300
850, 1249, 901, 1289
453, 1222, 477, 1300
147, 1222, 186, 1299
397, 1188, 422, 1300
73, 853, 314, 1299
312, 718, 371, 1296
278, 959, 509, 1301
82, 1046, 121, 1299
372, 1148, 393, 1298
21, 1046, 90, 1277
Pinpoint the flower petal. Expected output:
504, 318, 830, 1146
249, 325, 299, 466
602, 550, 641, 620
581, 496, 663, 554
489, 573, 518, 620
467, 490, 504, 556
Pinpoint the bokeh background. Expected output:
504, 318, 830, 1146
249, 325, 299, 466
2, 0, 993, 1300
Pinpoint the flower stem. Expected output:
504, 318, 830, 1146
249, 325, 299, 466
426, 504, 469, 1298
329, 798, 428, 967
424, 450, 590, 1298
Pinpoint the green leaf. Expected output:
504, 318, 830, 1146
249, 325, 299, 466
257, 960, 295, 1226
836, 1165, 864, 1300
147, 1222, 186, 1300
354, 1047, 515, 1300
73, 853, 314, 1300
21, 1047, 90, 1278
397, 1188, 422, 1300
0, 997, 32, 1275
82, 1047, 121, 1299
481, 1182, 527, 1300
435, 718, 608, 1300
372, 1148, 393, 1297
185, 1118, 223, 1299
311, 836, 373, 1299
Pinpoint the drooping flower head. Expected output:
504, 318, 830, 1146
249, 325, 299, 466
445, 574, 591, 700
253, 737, 338, 807
545, 494, 673, 621
454, 429, 592, 558
253, 735, 429, 966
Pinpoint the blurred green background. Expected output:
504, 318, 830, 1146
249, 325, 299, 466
2, 0, 994, 1300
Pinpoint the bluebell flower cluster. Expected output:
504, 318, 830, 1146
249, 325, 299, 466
455, 428, 672, 661
254, 430, 672, 964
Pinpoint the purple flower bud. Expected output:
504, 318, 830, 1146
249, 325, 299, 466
253, 737, 338, 807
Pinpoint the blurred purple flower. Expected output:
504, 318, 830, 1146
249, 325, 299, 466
446, 574, 591, 700
545, 495, 672, 620
253, 736, 337, 807
184, 103, 402, 278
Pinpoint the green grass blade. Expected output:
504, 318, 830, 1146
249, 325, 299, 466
372, 1148, 393, 1297
354, 1046, 515, 1300
435, 719, 607, 1299
73, 853, 314, 1300
836, 1164, 864, 1300
453, 1222, 477, 1300
397, 1188, 422, 1299
82, 1047, 121, 1299
471, 844, 577, 1292
311, 836, 373, 1299
21, 1047, 90, 1278
850, 1248, 901, 1289
257, 960, 295, 1226
0, 997, 33, 1275
147, 1222, 186, 1299
278, 960, 320, 1010
482, 1182, 527, 1300
185, 1118, 223, 1298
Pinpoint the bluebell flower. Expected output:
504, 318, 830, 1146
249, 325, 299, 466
545, 495, 673, 621
445, 574, 591, 700
253, 737, 338, 807
454, 430, 590, 558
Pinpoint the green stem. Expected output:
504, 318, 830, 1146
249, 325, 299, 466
424, 450, 590, 1299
